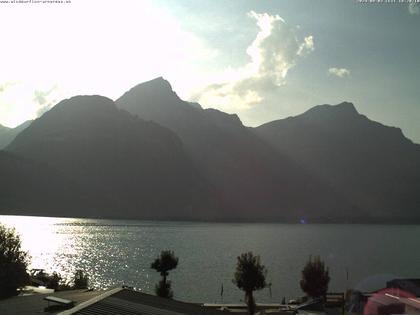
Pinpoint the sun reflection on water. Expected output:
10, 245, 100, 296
1, 215, 420, 303
0, 216, 84, 283
0, 215, 156, 291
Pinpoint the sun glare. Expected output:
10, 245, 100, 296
0, 0, 214, 128
0, 215, 80, 270
0, 83, 39, 128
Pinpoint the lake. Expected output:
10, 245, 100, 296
0, 215, 419, 303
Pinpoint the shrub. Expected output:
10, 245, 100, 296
300, 255, 330, 299
74, 270, 89, 289
0, 223, 29, 298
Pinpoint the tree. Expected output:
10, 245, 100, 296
300, 255, 330, 299
0, 223, 29, 299
233, 252, 267, 315
74, 270, 89, 289
32, 270, 62, 290
151, 250, 178, 298
155, 280, 173, 298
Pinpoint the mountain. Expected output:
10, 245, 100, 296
1, 78, 419, 222
0, 121, 32, 149
5, 95, 215, 219
0, 150, 94, 217
116, 78, 356, 221
254, 102, 420, 221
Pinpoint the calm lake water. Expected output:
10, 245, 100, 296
0, 215, 419, 303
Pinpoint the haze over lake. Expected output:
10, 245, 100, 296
1, 215, 419, 303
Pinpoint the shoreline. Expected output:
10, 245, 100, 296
1, 213, 420, 225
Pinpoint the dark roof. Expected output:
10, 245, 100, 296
0, 289, 103, 315
60, 288, 227, 315
386, 279, 420, 297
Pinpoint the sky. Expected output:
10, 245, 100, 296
0, 0, 419, 142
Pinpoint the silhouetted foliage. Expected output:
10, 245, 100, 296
49, 272, 62, 290
233, 252, 267, 315
32, 270, 62, 290
74, 270, 89, 289
0, 224, 29, 298
151, 250, 178, 298
31, 270, 77, 291
300, 255, 330, 299
30, 269, 89, 291
155, 279, 173, 299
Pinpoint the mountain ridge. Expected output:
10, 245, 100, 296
0, 120, 32, 150
254, 101, 420, 219
0, 78, 419, 222
5, 94, 219, 219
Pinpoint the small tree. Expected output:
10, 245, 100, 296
300, 255, 330, 299
0, 224, 29, 298
233, 252, 267, 315
151, 250, 178, 298
73, 270, 89, 289
155, 280, 173, 298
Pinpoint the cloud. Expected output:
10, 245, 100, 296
408, 3, 419, 15
328, 67, 351, 78
33, 86, 61, 116
193, 11, 315, 111
0, 81, 17, 94
0, 0, 217, 125
0, 82, 62, 127
297, 36, 314, 56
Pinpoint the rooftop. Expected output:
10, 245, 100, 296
59, 288, 228, 315
0, 289, 104, 315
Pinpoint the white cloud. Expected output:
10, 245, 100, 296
193, 11, 315, 111
297, 36, 315, 56
0, 81, 63, 127
408, 3, 419, 15
328, 67, 351, 78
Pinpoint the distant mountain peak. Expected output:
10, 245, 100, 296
142, 76, 173, 90
65, 94, 113, 102
303, 101, 359, 119
117, 77, 182, 107
53, 95, 115, 113
336, 101, 358, 112
130, 76, 173, 93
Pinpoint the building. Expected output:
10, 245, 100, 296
59, 287, 228, 315
364, 293, 420, 315
386, 279, 420, 297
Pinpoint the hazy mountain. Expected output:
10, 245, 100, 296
6, 95, 215, 219
116, 78, 355, 221
1, 79, 418, 222
0, 150, 96, 217
0, 120, 32, 149
255, 102, 420, 221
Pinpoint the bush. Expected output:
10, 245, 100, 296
0, 223, 29, 298
300, 255, 330, 299
74, 270, 89, 289
32, 270, 61, 290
